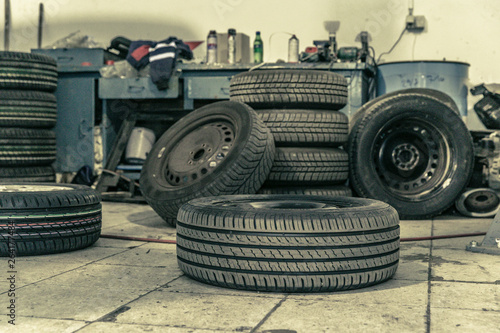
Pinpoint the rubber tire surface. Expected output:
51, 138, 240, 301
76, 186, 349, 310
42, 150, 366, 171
230, 70, 348, 110
349, 92, 474, 219
0, 52, 57, 92
350, 88, 460, 132
0, 166, 55, 183
0, 183, 101, 256
258, 185, 352, 197
176, 195, 400, 292
266, 147, 348, 185
0, 90, 57, 128
140, 101, 275, 226
0, 128, 56, 166
257, 109, 348, 146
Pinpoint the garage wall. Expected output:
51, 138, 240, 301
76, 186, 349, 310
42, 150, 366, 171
3, 0, 499, 85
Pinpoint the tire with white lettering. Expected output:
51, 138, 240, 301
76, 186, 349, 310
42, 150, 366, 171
0, 128, 56, 166
0, 184, 101, 256
176, 195, 400, 292
0, 52, 57, 92
230, 70, 348, 110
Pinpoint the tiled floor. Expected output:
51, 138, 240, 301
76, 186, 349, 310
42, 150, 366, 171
1, 202, 499, 332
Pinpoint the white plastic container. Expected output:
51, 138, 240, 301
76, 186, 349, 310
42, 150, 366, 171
125, 127, 156, 165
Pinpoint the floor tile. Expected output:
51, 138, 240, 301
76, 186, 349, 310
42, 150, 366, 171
430, 308, 500, 332
431, 247, 500, 283
96, 246, 178, 268
288, 279, 428, 306
110, 289, 284, 331
400, 219, 432, 238
14, 284, 148, 321
20, 246, 127, 263
0, 317, 87, 333
30, 262, 182, 291
257, 297, 427, 333
395, 242, 431, 281
79, 322, 228, 332
431, 281, 499, 311
163, 275, 284, 299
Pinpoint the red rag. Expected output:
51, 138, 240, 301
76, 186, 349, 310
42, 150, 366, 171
130, 45, 150, 61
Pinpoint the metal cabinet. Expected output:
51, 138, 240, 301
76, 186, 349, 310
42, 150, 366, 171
32, 48, 120, 173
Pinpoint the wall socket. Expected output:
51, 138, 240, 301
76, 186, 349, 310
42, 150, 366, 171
406, 15, 426, 32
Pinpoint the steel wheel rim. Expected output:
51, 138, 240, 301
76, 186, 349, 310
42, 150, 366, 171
161, 119, 236, 187
373, 117, 452, 199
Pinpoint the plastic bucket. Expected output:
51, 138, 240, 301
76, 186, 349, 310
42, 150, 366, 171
125, 127, 156, 165
376, 61, 470, 116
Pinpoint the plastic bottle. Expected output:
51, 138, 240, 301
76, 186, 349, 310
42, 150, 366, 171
206, 30, 217, 64
288, 34, 299, 63
253, 31, 263, 63
228, 28, 236, 64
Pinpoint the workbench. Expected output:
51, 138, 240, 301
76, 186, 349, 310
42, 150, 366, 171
31, 48, 375, 175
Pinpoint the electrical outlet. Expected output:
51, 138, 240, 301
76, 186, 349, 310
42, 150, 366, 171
406, 15, 426, 32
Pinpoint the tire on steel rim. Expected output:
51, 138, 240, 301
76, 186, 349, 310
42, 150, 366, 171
349, 93, 474, 219
176, 195, 400, 292
0, 184, 101, 256
229, 70, 348, 110
139, 101, 275, 226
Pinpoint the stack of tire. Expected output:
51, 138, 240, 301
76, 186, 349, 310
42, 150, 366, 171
229, 69, 352, 196
0, 52, 58, 183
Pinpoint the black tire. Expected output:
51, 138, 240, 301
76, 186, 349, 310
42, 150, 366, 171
0, 90, 57, 128
350, 88, 460, 132
257, 109, 348, 146
349, 92, 474, 219
0, 166, 55, 183
230, 70, 348, 110
266, 147, 348, 185
0, 183, 101, 256
176, 195, 400, 292
140, 101, 275, 226
0, 52, 58, 92
258, 185, 352, 197
0, 128, 56, 166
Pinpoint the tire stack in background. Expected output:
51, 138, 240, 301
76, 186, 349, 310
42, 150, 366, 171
0, 52, 58, 183
229, 69, 352, 196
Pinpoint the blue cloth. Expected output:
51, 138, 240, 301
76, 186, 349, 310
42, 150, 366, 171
126, 37, 193, 90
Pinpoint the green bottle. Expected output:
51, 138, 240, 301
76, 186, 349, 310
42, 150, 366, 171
254, 31, 263, 63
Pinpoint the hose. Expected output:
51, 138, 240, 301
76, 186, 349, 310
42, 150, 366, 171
100, 232, 488, 244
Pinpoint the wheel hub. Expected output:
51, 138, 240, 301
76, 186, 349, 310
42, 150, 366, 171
163, 121, 235, 186
391, 143, 420, 171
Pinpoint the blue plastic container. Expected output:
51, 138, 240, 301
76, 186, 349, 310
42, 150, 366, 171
376, 61, 470, 116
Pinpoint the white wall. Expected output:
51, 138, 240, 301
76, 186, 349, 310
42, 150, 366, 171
2, 0, 499, 85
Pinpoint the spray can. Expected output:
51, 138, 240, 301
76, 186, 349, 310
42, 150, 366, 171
228, 28, 236, 64
206, 30, 217, 64
288, 34, 299, 63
